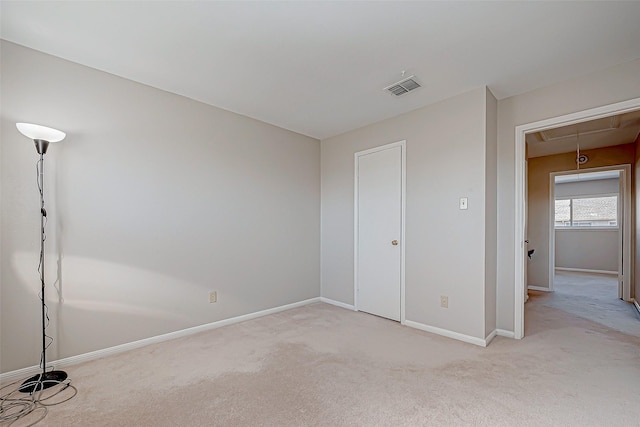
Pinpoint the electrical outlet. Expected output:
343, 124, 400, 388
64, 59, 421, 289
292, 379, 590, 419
440, 296, 448, 308
209, 291, 217, 303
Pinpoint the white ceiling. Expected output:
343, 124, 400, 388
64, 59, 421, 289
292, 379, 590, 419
2, 1, 640, 140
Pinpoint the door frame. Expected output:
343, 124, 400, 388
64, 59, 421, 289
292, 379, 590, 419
354, 140, 406, 323
548, 165, 631, 299
514, 97, 640, 339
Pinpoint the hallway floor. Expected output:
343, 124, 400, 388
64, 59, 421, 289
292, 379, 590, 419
527, 270, 640, 338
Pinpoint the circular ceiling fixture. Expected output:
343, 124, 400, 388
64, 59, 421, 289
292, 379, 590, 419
577, 154, 589, 165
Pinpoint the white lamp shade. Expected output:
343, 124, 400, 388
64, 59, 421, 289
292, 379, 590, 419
16, 123, 66, 142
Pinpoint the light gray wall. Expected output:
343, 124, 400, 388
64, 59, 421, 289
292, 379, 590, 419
0, 42, 321, 372
497, 58, 640, 332
321, 87, 495, 341
555, 229, 618, 271
554, 177, 620, 272
484, 88, 498, 337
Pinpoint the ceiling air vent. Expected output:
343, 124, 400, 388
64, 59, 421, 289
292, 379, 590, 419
384, 76, 421, 96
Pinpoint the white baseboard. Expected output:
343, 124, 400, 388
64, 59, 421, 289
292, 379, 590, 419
496, 329, 516, 339
528, 285, 552, 292
555, 267, 617, 275
0, 297, 321, 384
404, 320, 488, 347
485, 329, 497, 345
633, 299, 640, 314
319, 297, 356, 311
484, 329, 516, 344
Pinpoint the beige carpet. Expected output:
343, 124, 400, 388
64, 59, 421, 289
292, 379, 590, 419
538, 271, 640, 338
7, 281, 640, 426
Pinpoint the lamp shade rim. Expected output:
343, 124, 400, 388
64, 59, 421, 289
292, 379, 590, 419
16, 123, 66, 143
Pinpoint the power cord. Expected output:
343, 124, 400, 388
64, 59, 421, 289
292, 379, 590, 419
0, 159, 78, 425
0, 375, 77, 426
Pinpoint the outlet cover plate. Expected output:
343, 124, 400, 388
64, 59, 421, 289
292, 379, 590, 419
440, 296, 448, 308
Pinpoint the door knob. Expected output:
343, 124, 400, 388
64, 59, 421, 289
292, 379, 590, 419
392, 240, 398, 246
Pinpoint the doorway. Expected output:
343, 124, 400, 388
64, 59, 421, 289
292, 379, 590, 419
549, 167, 630, 300
354, 140, 406, 322
514, 97, 640, 339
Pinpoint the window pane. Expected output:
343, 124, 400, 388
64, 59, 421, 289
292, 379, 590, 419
555, 199, 571, 226
572, 196, 617, 227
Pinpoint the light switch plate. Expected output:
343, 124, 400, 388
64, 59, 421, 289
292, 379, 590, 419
459, 197, 468, 210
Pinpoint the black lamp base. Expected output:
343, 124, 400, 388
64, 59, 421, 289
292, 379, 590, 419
19, 370, 68, 393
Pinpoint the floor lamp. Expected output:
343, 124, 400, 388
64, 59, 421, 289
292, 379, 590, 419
15, 122, 69, 394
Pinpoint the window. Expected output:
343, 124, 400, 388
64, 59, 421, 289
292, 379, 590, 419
554, 195, 617, 228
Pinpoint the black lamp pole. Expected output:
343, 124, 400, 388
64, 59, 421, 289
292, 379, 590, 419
19, 138, 68, 394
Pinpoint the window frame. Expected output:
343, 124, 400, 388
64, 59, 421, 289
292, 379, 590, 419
554, 192, 619, 230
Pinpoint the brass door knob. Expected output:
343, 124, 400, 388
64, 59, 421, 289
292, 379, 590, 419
392, 240, 398, 246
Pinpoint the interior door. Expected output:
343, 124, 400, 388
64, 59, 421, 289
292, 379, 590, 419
356, 145, 402, 321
